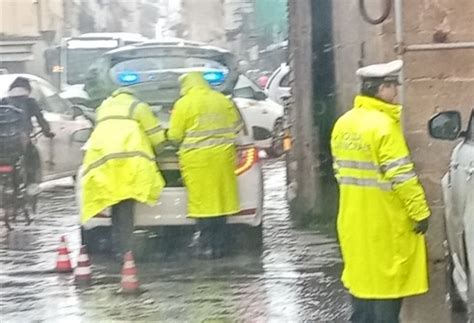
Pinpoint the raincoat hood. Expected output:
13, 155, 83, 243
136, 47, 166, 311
179, 72, 211, 96
354, 95, 402, 122
112, 87, 136, 98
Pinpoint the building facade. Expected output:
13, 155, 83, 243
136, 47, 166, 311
0, 0, 156, 80
0, 0, 64, 76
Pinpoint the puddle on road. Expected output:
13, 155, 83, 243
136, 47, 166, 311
0, 161, 350, 322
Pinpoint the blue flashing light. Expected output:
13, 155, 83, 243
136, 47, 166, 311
203, 70, 226, 86
117, 71, 139, 84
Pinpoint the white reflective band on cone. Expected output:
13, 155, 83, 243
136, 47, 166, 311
123, 261, 136, 269
57, 255, 71, 261
122, 276, 138, 283
77, 254, 89, 262
74, 267, 91, 275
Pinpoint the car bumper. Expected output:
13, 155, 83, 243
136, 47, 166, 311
81, 162, 264, 230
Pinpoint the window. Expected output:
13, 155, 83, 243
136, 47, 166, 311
265, 67, 281, 90
467, 111, 474, 142
34, 80, 72, 115
66, 48, 111, 85
234, 75, 267, 100
279, 72, 290, 87
28, 81, 44, 103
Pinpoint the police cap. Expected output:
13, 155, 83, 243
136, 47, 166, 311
356, 59, 403, 84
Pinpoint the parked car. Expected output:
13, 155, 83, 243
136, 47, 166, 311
429, 109, 474, 314
234, 74, 284, 156
0, 74, 91, 182
77, 42, 270, 254
265, 63, 291, 105
81, 40, 284, 157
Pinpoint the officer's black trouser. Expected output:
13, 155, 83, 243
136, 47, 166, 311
111, 199, 135, 257
351, 296, 402, 323
196, 216, 227, 254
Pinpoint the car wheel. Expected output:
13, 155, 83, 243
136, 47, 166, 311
269, 119, 284, 158
229, 223, 263, 254
81, 226, 112, 254
446, 251, 467, 312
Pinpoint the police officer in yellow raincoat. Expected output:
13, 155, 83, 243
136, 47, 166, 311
167, 72, 241, 259
331, 60, 430, 323
81, 88, 166, 259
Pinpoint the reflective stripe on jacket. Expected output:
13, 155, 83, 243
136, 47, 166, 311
80, 88, 166, 223
167, 72, 240, 218
331, 95, 430, 298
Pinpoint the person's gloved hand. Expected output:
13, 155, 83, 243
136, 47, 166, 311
414, 218, 429, 234
44, 131, 55, 138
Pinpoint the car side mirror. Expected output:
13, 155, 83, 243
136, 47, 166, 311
252, 126, 272, 141
72, 128, 92, 144
428, 111, 462, 141
254, 91, 267, 101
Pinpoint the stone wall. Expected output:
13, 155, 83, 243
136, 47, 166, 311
331, 0, 394, 116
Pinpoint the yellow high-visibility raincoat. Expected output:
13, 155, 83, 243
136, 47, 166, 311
81, 88, 166, 223
331, 95, 431, 299
167, 72, 241, 218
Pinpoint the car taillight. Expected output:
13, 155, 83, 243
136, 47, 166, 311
0, 165, 14, 173
235, 147, 258, 176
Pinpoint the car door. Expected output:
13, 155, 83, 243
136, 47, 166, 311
448, 111, 474, 273
29, 80, 57, 178
458, 112, 474, 280
266, 65, 291, 105
33, 79, 89, 180
276, 69, 291, 104
234, 75, 279, 130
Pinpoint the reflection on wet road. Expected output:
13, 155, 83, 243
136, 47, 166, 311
0, 161, 350, 322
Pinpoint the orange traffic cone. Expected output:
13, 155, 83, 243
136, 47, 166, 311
74, 245, 92, 284
119, 251, 140, 294
56, 235, 73, 273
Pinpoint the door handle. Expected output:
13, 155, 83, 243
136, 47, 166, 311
467, 168, 474, 181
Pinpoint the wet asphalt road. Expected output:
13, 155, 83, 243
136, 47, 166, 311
0, 160, 351, 322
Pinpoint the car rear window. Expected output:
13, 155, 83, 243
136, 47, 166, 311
110, 57, 228, 85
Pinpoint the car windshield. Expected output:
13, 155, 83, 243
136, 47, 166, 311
66, 48, 111, 85
234, 75, 266, 99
